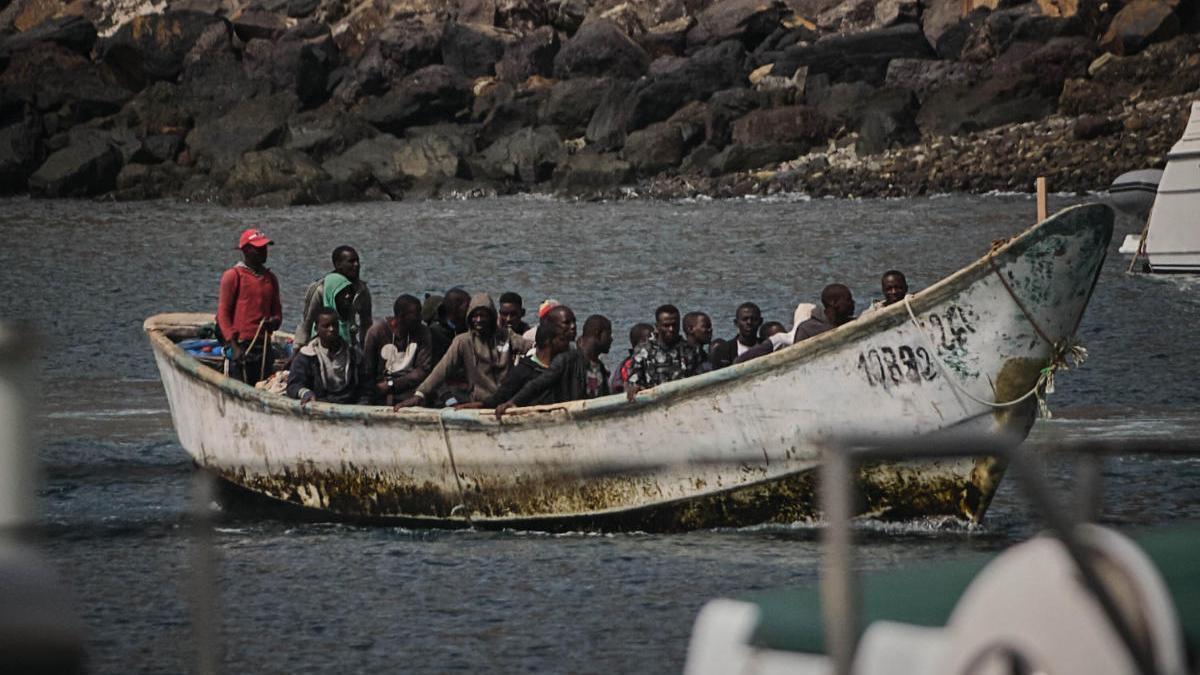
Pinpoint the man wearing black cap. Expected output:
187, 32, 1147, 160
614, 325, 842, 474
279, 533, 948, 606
217, 228, 282, 385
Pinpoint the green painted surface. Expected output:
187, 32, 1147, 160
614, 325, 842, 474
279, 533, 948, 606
744, 522, 1200, 656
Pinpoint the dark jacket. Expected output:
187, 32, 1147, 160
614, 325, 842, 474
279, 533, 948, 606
483, 356, 550, 407
512, 349, 610, 406
362, 320, 433, 402
793, 307, 841, 342
710, 337, 758, 370
285, 341, 369, 404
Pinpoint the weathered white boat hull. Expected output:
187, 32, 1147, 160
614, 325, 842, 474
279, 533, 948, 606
146, 204, 1112, 531
1144, 101, 1200, 273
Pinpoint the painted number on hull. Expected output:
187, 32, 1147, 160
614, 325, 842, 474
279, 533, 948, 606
855, 305, 976, 387
857, 346, 937, 386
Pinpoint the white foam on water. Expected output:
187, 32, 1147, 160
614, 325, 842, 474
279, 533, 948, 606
44, 408, 170, 419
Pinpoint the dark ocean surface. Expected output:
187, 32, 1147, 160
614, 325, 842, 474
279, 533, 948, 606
4, 193, 1199, 673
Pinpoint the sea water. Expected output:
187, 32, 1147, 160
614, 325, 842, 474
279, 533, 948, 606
4, 193, 1200, 673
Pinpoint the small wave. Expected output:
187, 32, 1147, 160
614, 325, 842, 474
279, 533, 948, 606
44, 408, 170, 419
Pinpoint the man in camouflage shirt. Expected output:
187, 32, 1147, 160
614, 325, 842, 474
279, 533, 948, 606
625, 304, 703, 401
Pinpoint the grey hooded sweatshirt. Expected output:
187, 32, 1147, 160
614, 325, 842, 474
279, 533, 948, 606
415, 293, 532, 403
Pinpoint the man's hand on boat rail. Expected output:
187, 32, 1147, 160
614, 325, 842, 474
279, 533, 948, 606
393, 396, 422, 411
625, 385, 641, 402
494, 401, 514, 420
299, 391, 316, 407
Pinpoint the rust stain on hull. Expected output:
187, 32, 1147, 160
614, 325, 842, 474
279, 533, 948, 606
214, 460, 986, 533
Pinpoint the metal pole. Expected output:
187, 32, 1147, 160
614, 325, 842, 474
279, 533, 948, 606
1074, 453, 1104, 523
820, 445, 857, 675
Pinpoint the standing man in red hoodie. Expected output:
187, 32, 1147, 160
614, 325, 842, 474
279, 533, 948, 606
217, 228, 283, 385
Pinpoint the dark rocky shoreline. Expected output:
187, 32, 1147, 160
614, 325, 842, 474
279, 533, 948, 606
1, 0, 1197, 205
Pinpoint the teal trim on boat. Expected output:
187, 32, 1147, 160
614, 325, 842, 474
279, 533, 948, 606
743, 522, 1200, 656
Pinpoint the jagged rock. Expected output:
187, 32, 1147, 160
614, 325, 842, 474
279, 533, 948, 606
583, 79, 635, 149
28, 129, 121, 197
686, 0, 787, 50
622, 122, 695, 175
539, 76, 616, 137
359, 65, 472, 134
496, 0, 554, 31
496, 25, 559, 82
551, 151, 632, 196
231, 10, 289, 42
99, 11, 230, 91
0, 109, 43, 194
1059, 34, 1200, 115
397, 124, 475, 183
770, 22, 934, 85
333, 18, 445, 103
921, 0, 971, 49
113, 162, 189, 200
174, 19, 265, 120
729, 105, 825, 147
959, 5, 1083, 62
477, 87, 547, 146
1100, 0, 1179, 56
885, 59, 983, 102
917, 73, 1055, 136
244, 24, 340, 108
470, 125, 562, 182
0, 0, 62, 33
472, 80, 515, 121
1073, 115, 1123, 140
140, 134, 184, 164
288, 0, 321, 18
284, 104, 377, 161
549, 0, 588, 33
553, 18, 649, 79
706, 141, 799, 175
704, 87, 767, 147
223, 147, 334, 204
0, 45, 132, 130
637, 16, 692, 58
620, 40, 749, 137
442, 22, 513, 77
322, 133, 404, 193
0, 15, 96, 56
185, 93, 297, 177
855, 87, 919, 154
593, 2, 647, 37
458, 0, 496, 25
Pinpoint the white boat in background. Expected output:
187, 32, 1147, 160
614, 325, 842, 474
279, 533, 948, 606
1123, 101, 1200, 273
144, 204, 1113, 532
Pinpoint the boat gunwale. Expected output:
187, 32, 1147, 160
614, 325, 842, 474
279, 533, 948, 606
144, 203, 1111, 430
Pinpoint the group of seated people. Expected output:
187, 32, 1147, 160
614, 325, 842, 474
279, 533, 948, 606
279, 244, 911, 416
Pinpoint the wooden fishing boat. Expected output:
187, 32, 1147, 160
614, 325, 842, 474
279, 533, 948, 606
145, 204, 1113, 531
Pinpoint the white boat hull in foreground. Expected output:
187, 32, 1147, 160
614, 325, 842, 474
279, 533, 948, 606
145, 204, 1113, 531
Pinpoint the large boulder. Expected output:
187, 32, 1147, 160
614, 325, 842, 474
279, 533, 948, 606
99, 11, 230, 91
496, 25, 560, 83
686, 0, 788, 50
615, 40, 750, 142
476, 87, 548, 147
0, 45, 132, 130
230, 10, 289, 42
958, 5, 1083, 62
703, 87, 767, 147
916, 72, 1056, 136
28, 129, 121, 197
553, 18, 650, 79
539, 77, 617, 137
729, 105, 826, 147
885, 58, 983, 102
0, 15, 96, 56
770, 22, 934, 85
705, 141, 798, 175
470, 125, 563, 183
322, 133, 408, 195
0, 108, 43, 194
1100, 0, 1179, 56
284, 104, 377, 162
359, 65, 473, 134
185, 93, 297, 177
222, 147, 335, 205
854, 87, 919, 154
332, 18, 445, 103
113, 162, 189, 200
441, 22, 513, 77
174, 19, 264, 120
551, 151, 632, 196
244, 25, 341, 108
396, 125, 475, 184
622, 121, 698, 175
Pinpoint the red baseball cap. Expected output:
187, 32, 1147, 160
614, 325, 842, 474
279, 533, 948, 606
238, 228, 272, 248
